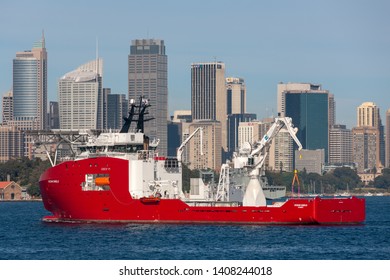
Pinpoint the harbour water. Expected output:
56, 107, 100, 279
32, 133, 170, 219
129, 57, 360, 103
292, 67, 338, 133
0, 196, 389, 260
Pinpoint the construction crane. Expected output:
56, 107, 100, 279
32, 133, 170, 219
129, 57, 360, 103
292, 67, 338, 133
242, 116, 303, 206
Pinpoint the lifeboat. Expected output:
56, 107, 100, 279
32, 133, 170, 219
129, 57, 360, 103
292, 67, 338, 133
95, 177, 110, 186
140, 196, 161, 204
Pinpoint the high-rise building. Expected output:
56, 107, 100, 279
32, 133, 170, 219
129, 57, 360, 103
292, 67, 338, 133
285, 89, 329, 162
227, 113, 256, 158
355, 101, 384, 169
58, 59, 103, 130
48, 101, 59, 129
269, 128, 295, 172
13, 34, 47, 130
352, 126, 380, 173
329, 124, 353, 164
191, 62, 227, 159
357, 102, 381, 127
102, 88, 111, 129
0, 125, 24, 162
225, 77, 251, 160
167, 121, 181, 158
386, 109, 390, 167
328, 94, 335, 128
2, 90, 13, 125
226, 77, 246, 115
168, 110, 192, 158
188, 121, 222, 170
277, 83, 321, 117
172, 110, 192, 123
258, 118, 274, 141
128, 39, 168, 156
238, 121, 261, 149
106, 93, 127, 130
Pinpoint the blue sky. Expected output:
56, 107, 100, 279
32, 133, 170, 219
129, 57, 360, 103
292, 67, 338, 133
1, 0, 389, 128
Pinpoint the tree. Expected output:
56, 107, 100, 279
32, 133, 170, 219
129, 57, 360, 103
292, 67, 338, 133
0, 157, 51, 197
373, 168, 390, 189
266, 166, 365, 194
27, 185, 41, 198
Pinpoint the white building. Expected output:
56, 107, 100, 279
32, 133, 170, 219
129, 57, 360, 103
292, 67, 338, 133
238, 121, 261, 149
58, 59, 103, 130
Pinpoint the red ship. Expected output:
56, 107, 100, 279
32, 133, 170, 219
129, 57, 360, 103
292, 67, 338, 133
39, 97, 365, 225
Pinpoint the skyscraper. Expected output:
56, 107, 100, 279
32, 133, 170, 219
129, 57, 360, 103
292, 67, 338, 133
128, 39, 167, 156
328, 94, 335, 128
358, 102, 384, 166
238, 120, 261, 149
285, 90, 329, 162
226, 77, 246, 115
106, 93, 127, 130
386, 109, 390, 167
352, 126, 379, 173
188, 121, 222, 170
329, 124, 353, 165
354, 102, 384, 169
48, 101, 59, 129
167, 110, 192, 158
102, 88, 111, 130
58, 59, 103, 130
270, 128, 295, 172
12, 34, 47, 130
0, 125, 24, 162
277, 82, 321, 117
191, 62, 227, 155
357, 102, 382, 127
227, 113, 256, 158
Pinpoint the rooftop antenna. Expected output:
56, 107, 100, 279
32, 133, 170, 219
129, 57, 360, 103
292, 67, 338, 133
95, 37, 99, 79
41, 29, 45, 48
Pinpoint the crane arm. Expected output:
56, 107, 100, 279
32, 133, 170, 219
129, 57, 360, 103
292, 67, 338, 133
249, 117, 302, 172
177, 127, 203, 162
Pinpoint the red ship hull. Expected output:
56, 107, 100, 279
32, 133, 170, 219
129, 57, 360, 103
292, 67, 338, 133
39, 157, 365, 225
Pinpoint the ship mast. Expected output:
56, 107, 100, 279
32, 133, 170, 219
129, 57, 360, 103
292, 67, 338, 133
120, 96, 154, 133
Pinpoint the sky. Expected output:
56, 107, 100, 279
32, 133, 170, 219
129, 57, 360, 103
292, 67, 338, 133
1, 0, 389, 129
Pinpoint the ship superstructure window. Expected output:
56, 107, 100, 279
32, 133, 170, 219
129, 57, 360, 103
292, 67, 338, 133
164, 158, 179, 169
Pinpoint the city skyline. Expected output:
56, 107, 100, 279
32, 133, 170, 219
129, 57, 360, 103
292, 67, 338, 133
1, 0, 389, 129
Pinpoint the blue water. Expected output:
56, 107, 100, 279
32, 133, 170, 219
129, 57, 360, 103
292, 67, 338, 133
0, 197, 389, 260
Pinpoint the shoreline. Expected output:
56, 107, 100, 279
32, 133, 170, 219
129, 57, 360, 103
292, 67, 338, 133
0, 199, 42, 202
1, 193, 389, 204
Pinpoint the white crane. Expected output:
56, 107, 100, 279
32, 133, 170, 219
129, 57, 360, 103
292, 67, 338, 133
176, 127, 203, 164
242, 116, 303, 207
